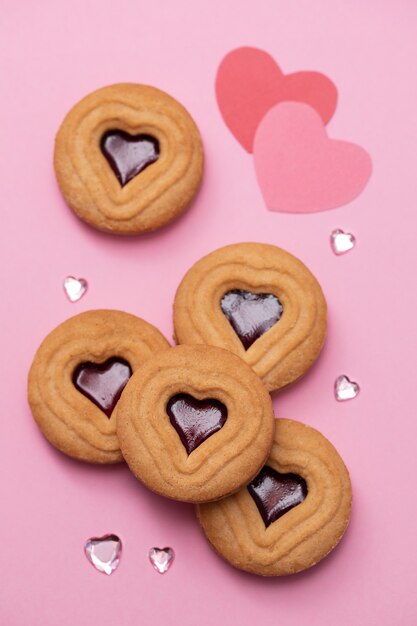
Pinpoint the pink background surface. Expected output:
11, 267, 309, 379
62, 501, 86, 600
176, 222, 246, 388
1, 1, 417, 625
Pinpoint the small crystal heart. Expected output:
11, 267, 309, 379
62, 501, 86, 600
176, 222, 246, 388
334, 375, 360, 401
64, 276, 88, 302
84, 534, 122, 575
149, 547, 175, 574
330, 229, 356, 255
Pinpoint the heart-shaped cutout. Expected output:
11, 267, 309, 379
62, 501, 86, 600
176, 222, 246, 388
101, 130, 160, 187
166, 393, 227, 455
84, 534, 122, 575
254, 102, 372, 213
216, 46, 337, 152
73, 357, 132, 418
149, 547, 175, 574
248, 466, 307, 528
220, 289, 283, 350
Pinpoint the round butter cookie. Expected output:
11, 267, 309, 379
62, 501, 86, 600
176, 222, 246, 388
197, 418, 352, 576
28, 310, 170, 463
116, 344, 275, 503
173, 242, 327, 392
54, 83, 203, 234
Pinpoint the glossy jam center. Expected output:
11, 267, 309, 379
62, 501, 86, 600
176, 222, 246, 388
101, 130, 160, 186
220, 290, 283, 350
166, 394, 227, 455
248, 466, 307, 528
73, 357, 132, 418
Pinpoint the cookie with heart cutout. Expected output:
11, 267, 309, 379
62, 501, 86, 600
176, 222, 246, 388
28, 310, 170, 463
116, 344, 275, 503
173, 242, 327, 393
54, 83, 203, 234
196, 418, 352, 576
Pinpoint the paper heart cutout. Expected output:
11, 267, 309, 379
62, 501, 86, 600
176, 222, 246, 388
216, 46, 337, 152
166, 393, 227, 455
253, 102, 372, 213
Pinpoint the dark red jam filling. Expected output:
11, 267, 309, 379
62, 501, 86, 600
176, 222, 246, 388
248, 466, 307, 528
220, 290, 283, 350
166, 393, 227, 455
101, 130, 159, 186
73, 357, 132, 418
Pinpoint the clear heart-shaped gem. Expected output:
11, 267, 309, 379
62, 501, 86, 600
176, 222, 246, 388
149, 547, 175, 574
84, 534, 122, 575
334, 375, 360, 401
330, 229, 356, 255
64, 276, 88, 302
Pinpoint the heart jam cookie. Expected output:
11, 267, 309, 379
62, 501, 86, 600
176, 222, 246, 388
197, 418, 352, 576
116, 345, 275, 503
173, 242, 327, 392
54, 83, 203, 234
28, 310, 170, 463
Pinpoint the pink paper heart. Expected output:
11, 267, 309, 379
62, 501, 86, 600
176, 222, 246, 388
253, 102, 372, 213
216, 46, 337, 152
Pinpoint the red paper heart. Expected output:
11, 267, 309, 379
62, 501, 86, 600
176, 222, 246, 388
216, 46, 337, 152
253, 102, 372, 213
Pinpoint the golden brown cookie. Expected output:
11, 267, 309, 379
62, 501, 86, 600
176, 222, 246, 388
116, 344, 275, 503
28, 310, 170, 463
54, 83, 203, 234
173, 242, 327, 393
197, 418, 352, 576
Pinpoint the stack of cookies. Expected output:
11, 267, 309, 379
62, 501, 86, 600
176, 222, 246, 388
28, 242, 352, 577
